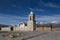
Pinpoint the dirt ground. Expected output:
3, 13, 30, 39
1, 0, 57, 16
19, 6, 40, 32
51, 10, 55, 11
0, 31, 60, 40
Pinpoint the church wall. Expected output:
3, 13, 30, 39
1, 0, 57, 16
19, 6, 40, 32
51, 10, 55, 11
19, 26, 31, 31
1, 26, 60, 32
36, 27, 43, 32
20, 27, 30, 31
13, 27, 29, 31
19, 23, 25, 28
13, 27, 20, 31
1, 27, 11, 31
43, 27, 51, 31
36, 27, 52, 32
52, 28, 60, 31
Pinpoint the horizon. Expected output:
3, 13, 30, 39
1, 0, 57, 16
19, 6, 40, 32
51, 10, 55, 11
0, 0, 60, 25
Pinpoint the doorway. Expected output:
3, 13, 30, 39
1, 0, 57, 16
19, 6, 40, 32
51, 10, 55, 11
11, 27, 13, 31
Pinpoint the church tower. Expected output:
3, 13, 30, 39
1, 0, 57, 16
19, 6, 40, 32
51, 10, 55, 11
27, 11, 36, 31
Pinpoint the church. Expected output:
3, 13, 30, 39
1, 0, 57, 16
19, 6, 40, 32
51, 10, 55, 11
0, 11, 60, 32
17, 11, 36, 31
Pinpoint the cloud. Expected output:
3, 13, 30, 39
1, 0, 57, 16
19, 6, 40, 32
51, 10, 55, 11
36, 15, 60, 23
40, 22, 43, 24
0, 14, 27, 25
51, 21, 57, 23
0, 14, 27, 20
0, 13, 60, 25
29, 8, 45, 11
45, 3, 60, 8
40, 0, 60, 8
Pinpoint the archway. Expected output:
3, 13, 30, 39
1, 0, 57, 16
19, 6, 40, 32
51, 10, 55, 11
11, 27, 13, 31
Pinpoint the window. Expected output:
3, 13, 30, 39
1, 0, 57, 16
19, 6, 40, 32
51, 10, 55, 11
30, 17, 31, 20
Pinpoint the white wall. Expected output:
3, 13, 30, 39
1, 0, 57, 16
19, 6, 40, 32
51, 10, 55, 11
14, 27, 20, 31
20, 23, 25, 28
1, 27, 11, 31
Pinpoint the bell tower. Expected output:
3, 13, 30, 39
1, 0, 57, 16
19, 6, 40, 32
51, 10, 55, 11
27, 11, 36, 31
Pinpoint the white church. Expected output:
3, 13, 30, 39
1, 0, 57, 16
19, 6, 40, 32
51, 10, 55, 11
17, 11, 36, 31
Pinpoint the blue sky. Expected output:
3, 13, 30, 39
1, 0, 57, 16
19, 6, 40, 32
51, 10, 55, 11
0, 0, 60, 25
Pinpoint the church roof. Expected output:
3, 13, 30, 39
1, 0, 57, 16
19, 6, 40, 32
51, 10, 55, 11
30, 11, 34, 14
18, 22, 27, 26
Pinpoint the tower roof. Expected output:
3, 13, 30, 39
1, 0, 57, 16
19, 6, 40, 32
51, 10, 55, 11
30, 11, 34, 14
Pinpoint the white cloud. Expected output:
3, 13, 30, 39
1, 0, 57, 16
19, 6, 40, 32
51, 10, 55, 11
51, 21, 57, 23
0, 14, 27, 25
45, 3, 60, 8
0, 14, 27, 20
29, 8, 45, 11
36, 15, 60, 23
40, 22, 43, 24
40, 0, 60, 8
0, 14, 60, 24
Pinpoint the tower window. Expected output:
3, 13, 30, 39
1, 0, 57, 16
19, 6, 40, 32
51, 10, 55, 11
30, 17, 31, 20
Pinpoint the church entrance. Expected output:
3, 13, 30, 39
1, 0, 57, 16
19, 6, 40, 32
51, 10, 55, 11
11, 27, 13, 31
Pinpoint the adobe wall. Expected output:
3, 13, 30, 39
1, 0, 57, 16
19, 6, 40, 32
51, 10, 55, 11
52, 28, 60, 31
13, 27, 32, 32
36, 27, 52, 32
14, 27, 20, 31
19, 26, 33, 31
1, 26, 60, 32
43, 27, 52, 31
36, 27, 43, 32
1, 27, 11, 31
